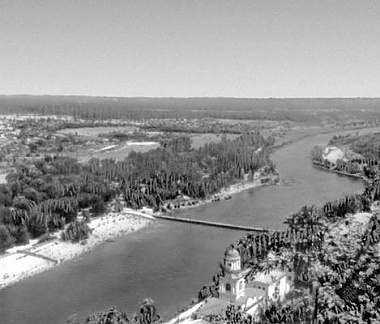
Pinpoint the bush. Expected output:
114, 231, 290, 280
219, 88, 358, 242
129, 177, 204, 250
90, 197, 107, 216
78, 193, 94, 209
0, 225, 15, 252
61, 221, 92, 243
37, 233, 55, 244
7, 225, 29, 245
28, 218, 48, 238
81, 307, 129, 324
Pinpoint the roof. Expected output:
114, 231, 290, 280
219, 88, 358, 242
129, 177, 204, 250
250, 270, 286, 285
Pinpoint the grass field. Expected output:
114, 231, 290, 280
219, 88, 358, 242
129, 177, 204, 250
70, 142, 160, 162
58, 126, 137, 138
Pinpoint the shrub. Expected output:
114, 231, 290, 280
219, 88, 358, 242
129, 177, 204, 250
28, 218, 48, 238
90, 197, 107, 216
61, 221, 92, 243
81, 307, 129, 324
78, 193, 94, 209
0, 225, 15, 252
37, 233, 55, 244
7, 225, 29, 245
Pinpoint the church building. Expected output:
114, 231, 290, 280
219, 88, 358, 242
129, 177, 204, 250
218, 248, 246, 302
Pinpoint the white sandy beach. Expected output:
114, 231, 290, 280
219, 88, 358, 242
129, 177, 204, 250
0, 209, 154, 289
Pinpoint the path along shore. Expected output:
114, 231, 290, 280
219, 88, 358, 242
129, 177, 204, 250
0, 173, 276, 290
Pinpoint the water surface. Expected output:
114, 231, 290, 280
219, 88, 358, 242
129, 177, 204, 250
0, 130, 367, 324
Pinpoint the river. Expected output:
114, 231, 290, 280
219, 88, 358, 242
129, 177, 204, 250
0, 131, 367, 324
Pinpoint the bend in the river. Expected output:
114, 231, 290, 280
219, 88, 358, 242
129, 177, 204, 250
1, 129, 373, 324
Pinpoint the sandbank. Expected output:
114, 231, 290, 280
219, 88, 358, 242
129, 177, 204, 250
0, 173, 277, 290
0, 210, 153, 289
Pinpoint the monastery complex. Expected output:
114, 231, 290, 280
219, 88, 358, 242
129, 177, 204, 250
167, 248, 292, 324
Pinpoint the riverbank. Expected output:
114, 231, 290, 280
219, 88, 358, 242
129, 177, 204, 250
160, 173, 280, 216
0, 128, 369, 324
311, 159, 372, 185
0, 126, 370, 293
0, 172, 278, 291
0, 211, 153, 289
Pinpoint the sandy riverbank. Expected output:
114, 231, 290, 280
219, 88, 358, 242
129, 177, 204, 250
160, 173, 280, 215
0, 172, 277, 290
0, 210, 153, 289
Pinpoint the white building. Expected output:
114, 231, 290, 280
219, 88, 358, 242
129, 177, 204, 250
247, 269, 291, 302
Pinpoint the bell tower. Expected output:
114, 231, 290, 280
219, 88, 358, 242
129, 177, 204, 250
219, 248, 245, 302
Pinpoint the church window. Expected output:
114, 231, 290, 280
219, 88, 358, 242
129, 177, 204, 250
226, 283, 231, 292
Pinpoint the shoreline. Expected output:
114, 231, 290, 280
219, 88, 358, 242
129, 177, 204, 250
0, 173, 277, 291
0, 211, 153, 290
311, 159, 371, 184
2, 124, 374, 291
161, 173, 280, 216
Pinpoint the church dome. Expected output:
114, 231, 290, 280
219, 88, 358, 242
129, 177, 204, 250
224, 248, 240, 259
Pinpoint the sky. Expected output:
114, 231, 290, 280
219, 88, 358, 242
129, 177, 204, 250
0, 0, 379, 98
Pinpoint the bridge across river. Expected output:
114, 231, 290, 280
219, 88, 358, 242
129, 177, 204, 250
154, 215, 269, 232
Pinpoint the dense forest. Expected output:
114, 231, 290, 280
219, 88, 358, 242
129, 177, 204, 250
328, 132, 380, 160
2, 95, 380, 125
0, 132, 274, 251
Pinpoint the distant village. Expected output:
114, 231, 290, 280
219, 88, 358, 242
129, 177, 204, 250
0, 115, 122, 173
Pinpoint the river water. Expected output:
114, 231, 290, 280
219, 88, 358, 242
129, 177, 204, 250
0, 131, 367, 324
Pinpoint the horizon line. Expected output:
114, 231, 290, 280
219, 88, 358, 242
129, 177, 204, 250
1, 93, 380, 100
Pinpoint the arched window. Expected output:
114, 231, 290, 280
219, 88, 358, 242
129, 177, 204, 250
226, 283, 231, 292
239, 281, 243, 291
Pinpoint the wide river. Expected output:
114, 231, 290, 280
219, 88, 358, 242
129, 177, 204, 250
0, 131, 368, 324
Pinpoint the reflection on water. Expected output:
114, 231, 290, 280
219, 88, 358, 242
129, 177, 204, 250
0, 131, 366, 324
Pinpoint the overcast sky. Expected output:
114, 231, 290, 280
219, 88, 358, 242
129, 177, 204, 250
0, 0, 379, 98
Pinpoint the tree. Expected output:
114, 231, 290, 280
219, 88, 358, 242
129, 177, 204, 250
79, 307, 129, 324
0, 225, 15, 252
135, 299, 161, 324
61, 221, 92, 243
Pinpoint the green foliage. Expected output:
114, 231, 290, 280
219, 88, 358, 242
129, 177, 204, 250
61, 221, 92, 243
80, 307, 129, 324
90, 197, 107, 216
28, 217, 49, 238
70, 300, 161, 324
134, 299, 161, 324
329, 132, 380, 160
7, 224, 29, 245
0, 225, 15, 252
160, 136, 192, 153
37, 233, 55, 244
